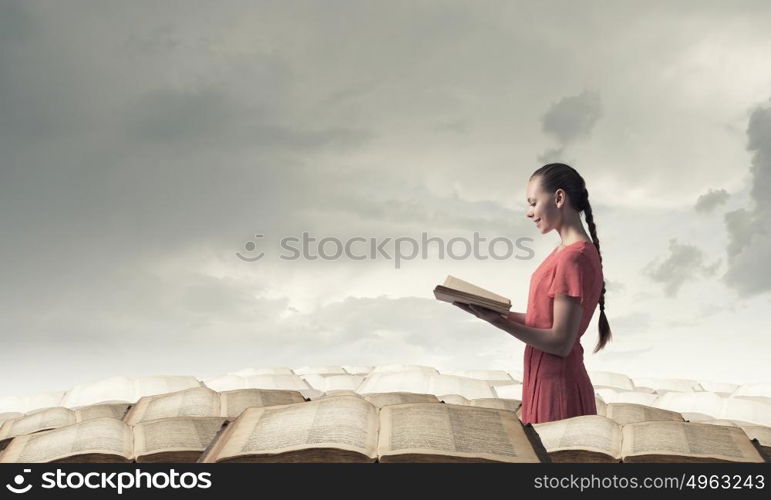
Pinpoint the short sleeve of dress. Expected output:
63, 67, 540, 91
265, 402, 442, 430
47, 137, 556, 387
547, 250, 586, 303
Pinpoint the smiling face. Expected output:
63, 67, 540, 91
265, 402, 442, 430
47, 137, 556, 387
526, 175, 564, 234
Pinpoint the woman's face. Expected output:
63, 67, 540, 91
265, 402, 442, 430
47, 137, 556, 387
526, 176, 562, 234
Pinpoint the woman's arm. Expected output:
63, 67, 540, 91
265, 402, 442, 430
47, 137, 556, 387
493, 294, 582, 357
489, 315, 567, 357
459, 296, 583, 357
506, 311, 527, 325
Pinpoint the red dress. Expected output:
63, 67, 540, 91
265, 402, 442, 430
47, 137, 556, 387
519, 240, 602, 424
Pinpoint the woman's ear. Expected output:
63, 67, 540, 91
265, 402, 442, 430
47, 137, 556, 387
554, 188, 565, 208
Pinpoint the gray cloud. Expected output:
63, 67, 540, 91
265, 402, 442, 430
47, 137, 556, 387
542, 90, 602, 144
643, 239, 721, 296
724, 208, 755, 258
723, 99, 771, 296
694, 188, 729, 213
124, 85, 372, 152
538, 90, 602, 162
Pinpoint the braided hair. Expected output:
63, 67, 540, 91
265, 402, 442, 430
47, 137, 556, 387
530, 163, 612, 353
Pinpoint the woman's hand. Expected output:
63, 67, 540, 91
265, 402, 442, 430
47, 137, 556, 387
453, 302, 508, 324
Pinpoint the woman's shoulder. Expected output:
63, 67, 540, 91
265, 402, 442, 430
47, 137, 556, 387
568, 242, 604, 281
556, 241, 600, 268
556, 240, 594, 259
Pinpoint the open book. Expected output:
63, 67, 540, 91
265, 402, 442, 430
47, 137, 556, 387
124, 386, 306, 425
533, 415, 766, 463
0, 416, 227, 463
700, 420, 771, 460
59, 375, 202, 408
198, 395, 548, 463
651, 391, 771, 426
0, 391, 66, 414
433, 275, 511, 314
0, 403, 130, 451
603, 402, 685, 425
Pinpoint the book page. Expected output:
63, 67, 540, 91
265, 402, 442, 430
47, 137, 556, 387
213, 396, 378, 461
700, 419, 740, 427
219, 389, 305, 418
357, 372, 434, 395
442, 370, 514, 384
611, 391, 659, 406
229, 367, 296, 376
301, 374, 364, 392
442, 276, 511, 305
133, 376, 203, 400
733, 383, 771, 399
6, 391, 66, 413
633, 377, 702, 393
370, 365, 438, 375
75, 403, 131, 423
0, 413, 23, 426
428, 374, 497, 400
469, 398, 520, 412
0, 417, 132, 463
0, 408, 76, 440
318, 390, 363, 399
133, 417, 226, 456
605, 403, 684, 425
433, 287, 511, 313
363, 392, 440, 408
125, 387, 221, 425
294, 366, 347, 375
60, 376, 136, 408
721, 397, 771, 426
589, 371, 635, 391
378, 402, 539, 462
652, 392, 727, 418
738, 425, 771, 448
204, 374, 316, 399
342, 365, 373, 375
621, 421, 764, 462
494, 384, 523, 400
681, 412, 716, 422
532, 415, 622, 459
595, 397, 607, 416
439, 394, 470, 406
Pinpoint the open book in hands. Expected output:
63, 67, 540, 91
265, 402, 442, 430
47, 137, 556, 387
433, 275, 511, 314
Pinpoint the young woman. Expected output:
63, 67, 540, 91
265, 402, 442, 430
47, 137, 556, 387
455, 163, 611, 424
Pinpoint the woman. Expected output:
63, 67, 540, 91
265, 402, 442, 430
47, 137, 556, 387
455, 163, 611, 424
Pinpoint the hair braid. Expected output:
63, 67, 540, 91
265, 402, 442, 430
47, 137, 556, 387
582, 191, 612, 353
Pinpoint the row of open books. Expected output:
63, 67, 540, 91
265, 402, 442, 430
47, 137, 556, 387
0, 387, 768, 463
4, 365, 769, 417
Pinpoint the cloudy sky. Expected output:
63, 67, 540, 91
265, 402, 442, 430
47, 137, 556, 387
2, 0, 770, 399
